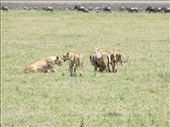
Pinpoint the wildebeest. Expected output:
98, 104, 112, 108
103, 6, 112, 13
24, 6, 31, 11
88, 7, 93, 11
127, 7, 139, 13
43, 6, 54, 12
74, 5, 88, 12
162, 7, 170, 13
119, 6, 126, 11
145, 6, 157, 13
156, 7, 164, 13
33, 7, 38, 10
1, 6, 8, 12
94, 7, 102, 13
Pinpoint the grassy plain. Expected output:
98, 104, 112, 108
1, 11, 170, 127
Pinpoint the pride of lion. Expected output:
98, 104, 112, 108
24, 48, 127, 76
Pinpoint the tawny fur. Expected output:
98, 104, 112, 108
24, 56, 62, 74
63, 52, 83, 76
90, 48, 127, 73
90, 49, 111, 74
110, 48, 127, 72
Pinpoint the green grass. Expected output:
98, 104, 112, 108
1, 11, 170, 127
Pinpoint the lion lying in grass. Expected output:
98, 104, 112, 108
24, 56, 62, 74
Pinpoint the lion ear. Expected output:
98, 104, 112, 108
56, 56, 59, 59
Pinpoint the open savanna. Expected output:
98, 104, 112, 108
1, 11, 170, 127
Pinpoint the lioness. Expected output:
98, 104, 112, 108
62, 52, 83, 76
110, 48, 128, 72
90, 48, 111, 74
24, 56, 62, 74
90, 48, 127, 73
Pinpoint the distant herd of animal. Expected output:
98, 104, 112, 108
24, 48, 128, 76
1, 5, 170, 13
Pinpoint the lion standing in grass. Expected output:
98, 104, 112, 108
90, 48, 127, 73
24, 56, 62, 74
62, 52, 83, 76
110, 48, 127, 72
90, 48, 111, 74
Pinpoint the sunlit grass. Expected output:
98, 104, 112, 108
1, 11, 170, 127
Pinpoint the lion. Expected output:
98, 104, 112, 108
110, 48, 128, 72
90, 48, 128, 73
24, 56, 62, 74
90, 48, 112, 74
62, 52, 83, 76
